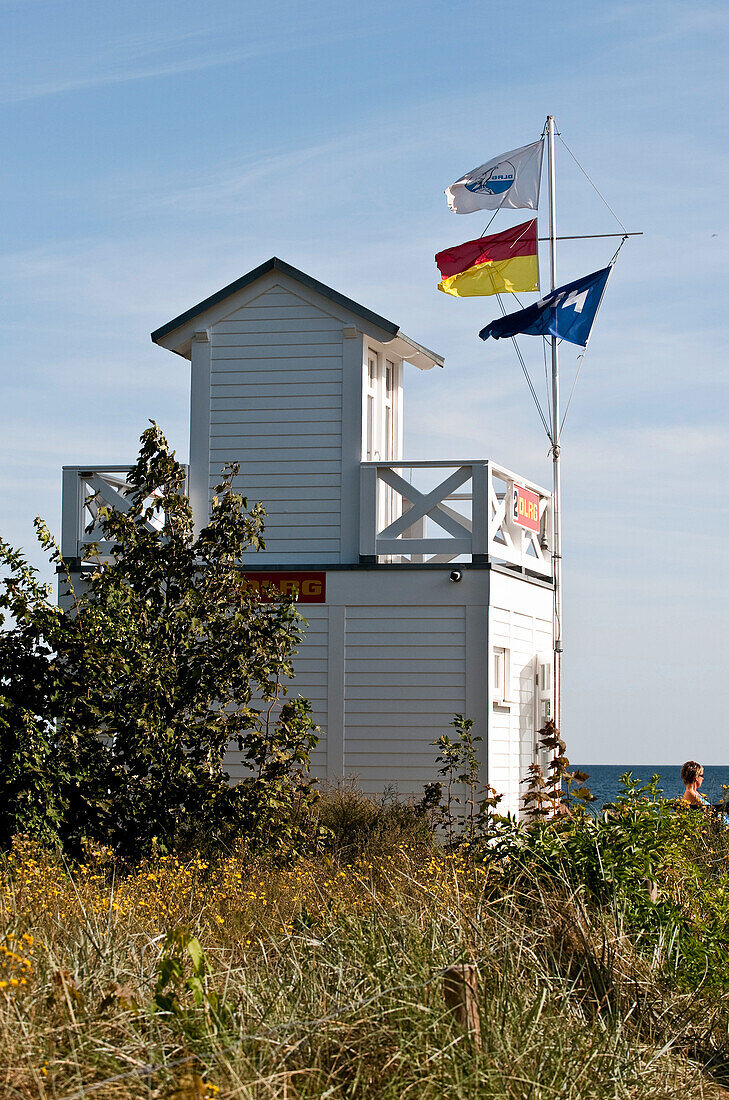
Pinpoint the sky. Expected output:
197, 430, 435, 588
1, 0, 727, 764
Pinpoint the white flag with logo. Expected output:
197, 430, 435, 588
446, 139, 544, 214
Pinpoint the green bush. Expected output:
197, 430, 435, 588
316, 781, 439, 860
0, 423, 321, 861
477, 770, 729, 993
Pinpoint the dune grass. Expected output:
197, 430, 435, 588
1, 793, 729, 1098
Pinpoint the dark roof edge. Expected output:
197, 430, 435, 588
151, 256, 402, 345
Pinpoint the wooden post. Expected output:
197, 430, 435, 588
643, 878, 658, 903
471, 462, 488, 561
443, 964, 481, 1048
359, 464, 378, 562
61, 467, 82, 561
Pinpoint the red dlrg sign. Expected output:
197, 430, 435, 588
241, 571, 326, 603
512, 485, 540, 532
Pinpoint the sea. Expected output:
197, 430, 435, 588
574, 764, 729, 810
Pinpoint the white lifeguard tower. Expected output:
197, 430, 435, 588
61, 258, 555, 816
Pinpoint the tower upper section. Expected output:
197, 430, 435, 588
151, 257, 443, 565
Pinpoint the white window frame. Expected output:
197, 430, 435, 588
384, 357, 395, 460
363, 348, 403, 551
492, 646, 511, 706
534, 653, 553, 731
363, 347, 401, 463
364, 348, 380, 461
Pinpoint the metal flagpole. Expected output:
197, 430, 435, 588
546, 115, 562, 735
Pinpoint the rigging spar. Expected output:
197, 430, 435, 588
438, 116, 639, 737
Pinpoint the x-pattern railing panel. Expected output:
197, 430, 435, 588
360, 461, 552, 574
62, 465, 189, 561
377, 466, 473, 542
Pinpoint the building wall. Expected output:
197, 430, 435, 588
161, 268, 553, 814
222, 566, 552, 812
223, 569, 482, 796
223, 602, 330, 782
208, 283, 347, 565
63, 266, 553, 821
488, 569, 554, 817
342, 603, 467, 794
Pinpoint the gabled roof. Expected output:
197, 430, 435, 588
151, 256, 444, 369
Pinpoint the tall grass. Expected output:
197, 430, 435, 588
0, 792, 728, 1098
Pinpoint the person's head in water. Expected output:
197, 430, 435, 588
681, 761, 705, 805
681, 761, 704, 789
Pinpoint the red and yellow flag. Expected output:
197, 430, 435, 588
436, 219, 539, 297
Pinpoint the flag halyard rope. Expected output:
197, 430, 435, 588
496, 294, 552, 440
541, 336, 553, 440
557, 238, 626, 435
559, 352, 586, 437
557, 132, 628, 234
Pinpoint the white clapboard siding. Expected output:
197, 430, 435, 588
343, 606, 466, 795
212, 396, 343, 412
230, 491, 341, 507
211, 383, 342, 399
208, 283, 345, 563
255, 514, 341, 529
211, 350, 343, 363
346, 686, 465, 703
224, 474, 341, 491
212, 436, 342, 452
224, 606, 329, 781
215, 318, 346, 335
210, 365, 342, 380
226, 289, 307, 309
212, 459, 341, 475
213, 335, 343, 350
216, 306, 325, 323
212, 413, 343, 430
488, 603, 553, 817
213, 408, 343, 424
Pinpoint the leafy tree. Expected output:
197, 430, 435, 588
0, 543, 67, 848
432, 714, 483, 845
0, 423, 320, 859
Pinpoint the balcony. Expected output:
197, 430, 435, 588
61, 461, 551, 578
61, 465, 189, 563
359, 460, 552, 577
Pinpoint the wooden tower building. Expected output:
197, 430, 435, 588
62, 258, 555, 816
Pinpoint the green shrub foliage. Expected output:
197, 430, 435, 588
0, 423, 320, 859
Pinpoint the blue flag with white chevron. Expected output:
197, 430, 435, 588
479, 265, 612, 348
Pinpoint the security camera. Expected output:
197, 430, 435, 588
449, 570, 463, 583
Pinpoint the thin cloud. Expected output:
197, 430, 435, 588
0, 24, 356, 105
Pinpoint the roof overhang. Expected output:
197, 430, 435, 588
383, 333, 443, 371
151, 256, 444, 369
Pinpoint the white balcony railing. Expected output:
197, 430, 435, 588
61, 461, 550, 576
359, 460, 552, 576
61, 465, 189, 562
